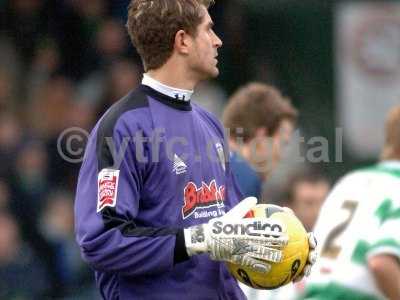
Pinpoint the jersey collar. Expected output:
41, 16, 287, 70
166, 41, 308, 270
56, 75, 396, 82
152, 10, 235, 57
138, 84, 192, 111
142, 74, 193, 102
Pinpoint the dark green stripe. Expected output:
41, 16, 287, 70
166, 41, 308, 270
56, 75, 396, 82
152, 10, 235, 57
352, 240, 370, 265
352, 239, 400, 265
374, 198, 400, 224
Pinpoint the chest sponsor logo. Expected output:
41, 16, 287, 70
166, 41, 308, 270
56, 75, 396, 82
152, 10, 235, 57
211, 220, 283, 238
182, 179, 225, 219
97, 168, 120, 212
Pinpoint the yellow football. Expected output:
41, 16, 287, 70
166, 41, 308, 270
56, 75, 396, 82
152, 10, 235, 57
226, 204, 309, 289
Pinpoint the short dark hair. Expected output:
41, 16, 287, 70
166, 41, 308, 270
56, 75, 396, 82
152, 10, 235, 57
126, 0, 214, 71
285, 169, 329, 205
223, 82, 298, 142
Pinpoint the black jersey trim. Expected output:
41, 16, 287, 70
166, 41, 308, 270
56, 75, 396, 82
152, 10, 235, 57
138, 84, 192, 111
96, 88, 149, 170
174, 229, 190, 263
101, 207, 189, 265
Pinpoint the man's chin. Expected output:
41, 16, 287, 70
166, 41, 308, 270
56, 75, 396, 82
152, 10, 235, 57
209, 67, 219, 78
198, 69, 219, 81
194, 66, 220, 81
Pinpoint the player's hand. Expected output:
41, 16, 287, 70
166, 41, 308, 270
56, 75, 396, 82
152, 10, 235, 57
292, 232, 317, 283
184, 197, 288, 274
280, 207, 318, 282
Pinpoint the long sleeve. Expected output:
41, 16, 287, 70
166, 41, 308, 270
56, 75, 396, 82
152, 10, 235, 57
74, 96, 189, 277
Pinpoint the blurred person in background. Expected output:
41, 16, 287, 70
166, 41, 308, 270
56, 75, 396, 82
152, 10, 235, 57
0, 38, 21, 104
0, 179, 11, 210
50, 0, 108, 79
0, 112, 23, 178
41, 190, 79, 287
222, 82, 318, 300
0, 0, 48, 68
73, 14, 135, 106
284, 169, 330, 231
300, 106, 400, 300
53, 100, 97, 190
27, 75, 84, 189
95, 19, 129, 67
77, 57, 140, 111
222, 82, 298, 200
28, 75, 75, 138
0, 68, 16, 111
9, 141, 65, 298
40, 190, 98, 297
106, 59, 141, 100
0, 210, 49, 299
26, 39, 61, 101
95, 58, 142, 117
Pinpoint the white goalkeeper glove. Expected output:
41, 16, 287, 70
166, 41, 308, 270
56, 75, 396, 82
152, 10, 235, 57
280, 206, 318, 282
184, 197, 288, 273
293, 232, 317, 282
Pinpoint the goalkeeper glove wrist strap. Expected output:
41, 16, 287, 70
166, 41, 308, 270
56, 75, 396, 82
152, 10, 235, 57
184, 224, 208, 256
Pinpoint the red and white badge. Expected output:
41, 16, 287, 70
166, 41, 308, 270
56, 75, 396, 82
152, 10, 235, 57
97, 168, 120, 212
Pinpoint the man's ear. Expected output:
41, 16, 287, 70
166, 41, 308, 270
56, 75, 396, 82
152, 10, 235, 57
174, 29, 191, 55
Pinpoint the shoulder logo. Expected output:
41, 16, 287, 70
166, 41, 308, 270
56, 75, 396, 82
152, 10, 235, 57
97, 168, 120, 212
215, 143, 226, 171
173, 154, 187, 175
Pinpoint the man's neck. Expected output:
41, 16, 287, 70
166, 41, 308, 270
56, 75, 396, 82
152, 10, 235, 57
147, 59, 199, 91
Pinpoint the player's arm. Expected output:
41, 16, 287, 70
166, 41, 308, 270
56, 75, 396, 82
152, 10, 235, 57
367, 210, 400, 300
368, 254, 400, 300
75, 119, 189, 276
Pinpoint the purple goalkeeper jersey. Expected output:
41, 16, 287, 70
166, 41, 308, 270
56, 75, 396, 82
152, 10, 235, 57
74, 84, 245, 300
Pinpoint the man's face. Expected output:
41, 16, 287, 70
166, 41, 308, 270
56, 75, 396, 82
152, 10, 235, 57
187, 7, 222, 80
250, 119, 294, 177
292, 181, 330, 231
270, 119, 294, 169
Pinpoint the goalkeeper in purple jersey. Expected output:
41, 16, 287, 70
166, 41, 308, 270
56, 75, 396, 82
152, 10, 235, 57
74, 1, 316, 299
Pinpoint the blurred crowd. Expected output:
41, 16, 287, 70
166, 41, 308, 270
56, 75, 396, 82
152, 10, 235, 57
0, 0, 144, 298
0, 0, 332, 299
